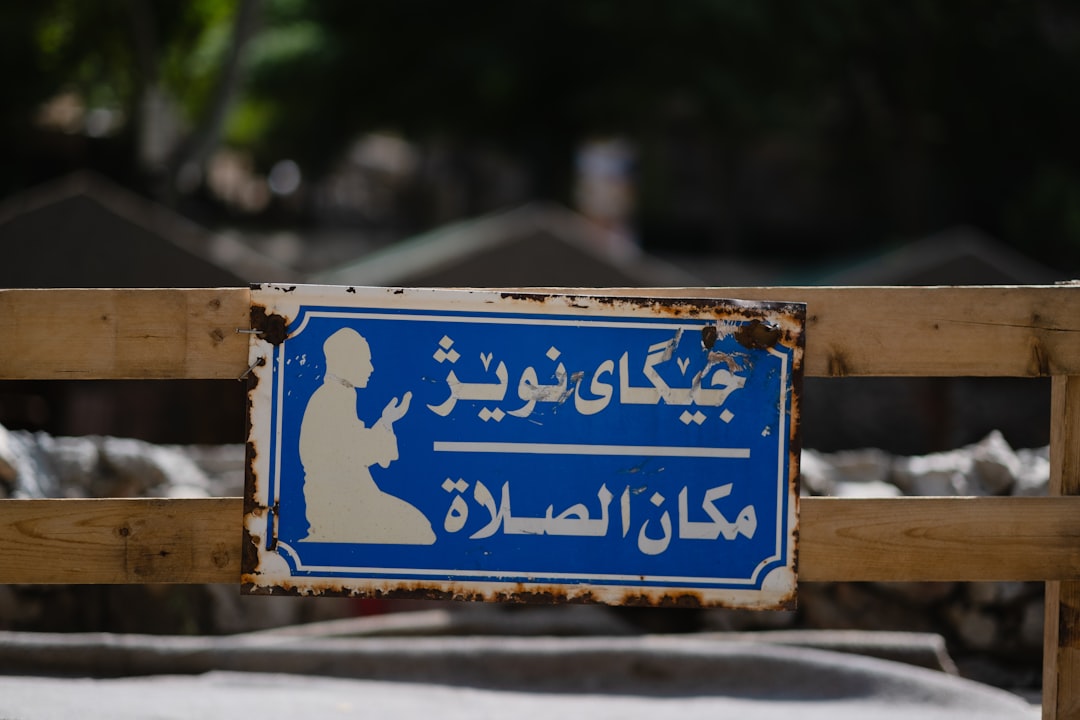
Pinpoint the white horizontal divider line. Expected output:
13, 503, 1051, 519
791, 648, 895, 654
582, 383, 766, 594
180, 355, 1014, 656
432, 441, 750, 458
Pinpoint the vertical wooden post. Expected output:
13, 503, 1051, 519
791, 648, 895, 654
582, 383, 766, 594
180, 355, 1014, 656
1045, 376, 1080, 719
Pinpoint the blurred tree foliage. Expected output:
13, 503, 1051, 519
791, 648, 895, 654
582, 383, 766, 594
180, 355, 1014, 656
3, 0, 1080, 266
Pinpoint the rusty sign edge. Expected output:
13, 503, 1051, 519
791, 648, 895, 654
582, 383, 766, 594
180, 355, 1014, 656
243, 284, 803, 609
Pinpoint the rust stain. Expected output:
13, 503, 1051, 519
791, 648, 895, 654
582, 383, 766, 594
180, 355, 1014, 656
827, 350, 849, 377
1030, 337, 1051, 377
496, 586, 600, 605
496, 292, 802, 323
267, 501, 279, 551
734, 319, 782, 350
498, 292, 563, 305
701, 325, 718, 350
241, 526, 261, 579
787, 315, 804, 601
243, 440, 259, 514
240, 571, 797, 608
250, 304, 288, 345
619, 592, 703, 609
490, 293, 805, 348
247, 363, 264, 394
242, 420, 262, 576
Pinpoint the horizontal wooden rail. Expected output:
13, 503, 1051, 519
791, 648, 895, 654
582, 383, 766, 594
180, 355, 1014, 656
0, 288, 249, 380
0, 498, 238, 584
3, 286, 1080, 379
800, 496, 1080, 582
2, 496, 1079, 585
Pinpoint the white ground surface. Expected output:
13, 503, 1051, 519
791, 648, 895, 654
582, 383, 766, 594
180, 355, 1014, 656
0, 640, 1039, 720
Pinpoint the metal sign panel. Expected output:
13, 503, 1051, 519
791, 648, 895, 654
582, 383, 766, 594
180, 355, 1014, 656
243, 285, 804, 609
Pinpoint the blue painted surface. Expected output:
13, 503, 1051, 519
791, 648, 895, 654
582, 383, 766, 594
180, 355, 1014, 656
262, 302, 797, 591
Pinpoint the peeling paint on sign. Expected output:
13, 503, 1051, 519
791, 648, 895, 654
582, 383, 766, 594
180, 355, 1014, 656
243, 285, 804, 609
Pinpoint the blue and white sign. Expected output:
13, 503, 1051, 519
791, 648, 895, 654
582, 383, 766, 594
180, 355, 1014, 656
243, 285, 804, 609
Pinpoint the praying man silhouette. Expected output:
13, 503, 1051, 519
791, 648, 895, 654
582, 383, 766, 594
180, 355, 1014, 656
299, 328, 435, 544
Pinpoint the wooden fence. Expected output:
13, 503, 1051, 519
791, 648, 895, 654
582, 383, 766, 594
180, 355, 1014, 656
1, 286, 1079, 718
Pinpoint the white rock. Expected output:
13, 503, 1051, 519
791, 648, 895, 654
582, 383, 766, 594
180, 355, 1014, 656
829, 448, 893, 485
1012, 447, 1050, 496
891, 451, 973, 496
98, 437, 210, 497
46, 436, 102, 496
6, 431, 62, 498
798, 449, 834, 496
969, 431, 1019, 495
832, 480, 902, 498
0, 423, 17, 485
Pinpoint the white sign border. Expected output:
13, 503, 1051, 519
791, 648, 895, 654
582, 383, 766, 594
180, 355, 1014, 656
243, 284, 802, 609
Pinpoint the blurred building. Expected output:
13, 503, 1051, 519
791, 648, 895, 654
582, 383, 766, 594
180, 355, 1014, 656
0, 172, 292, 443
0, 171, 292, 288
803, 226, 1063, 287
313, 203, 698, 288
796, 227, 1067, 454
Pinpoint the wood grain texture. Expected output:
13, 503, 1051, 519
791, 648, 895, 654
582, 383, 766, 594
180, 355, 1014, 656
0, 498, 240, 584
0, 288, 250, 379
2, 496, 1079, 584
799, 496, 1080, 582
562, 285, 1080, 377
1044, 376, 1080, 719
3, 286, 1080, 378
